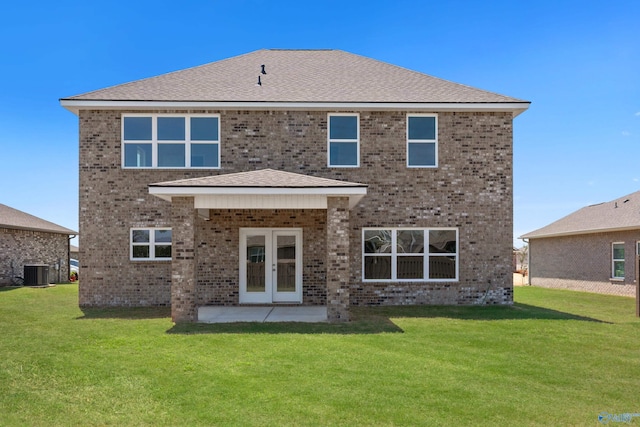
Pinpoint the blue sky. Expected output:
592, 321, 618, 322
1, 0, 639, 247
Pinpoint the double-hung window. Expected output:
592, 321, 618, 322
328, 113, 359, 167
131, 228, 172, 261
612, 242, 625, 279
407, 114, 437, 167
123, 114, 220, 168
363, 228, 457, 281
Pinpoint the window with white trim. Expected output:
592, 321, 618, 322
612, 242, 625, 279
407, 114, 437, 167
131, 228, 172, 261
122, 114, 220, 168
328, 113, 359, 167
362, 228, 457, 281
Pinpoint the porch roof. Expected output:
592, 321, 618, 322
149, 169, 367, 209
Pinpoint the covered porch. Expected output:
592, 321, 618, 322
149, 169, 367, 323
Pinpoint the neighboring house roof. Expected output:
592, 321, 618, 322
0, 203, 77, 235
149, 169, 367, 209
520, 190, 640, 239
60, 49, 530, 115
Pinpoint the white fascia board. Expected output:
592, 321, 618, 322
60, 100, 530, 116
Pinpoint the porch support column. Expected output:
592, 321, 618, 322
170, 196, 198, 323
326, 196, 350, 322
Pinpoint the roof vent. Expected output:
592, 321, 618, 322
256, 75, 262, 86
261, 64, 267, 75
624, 199, 630, 203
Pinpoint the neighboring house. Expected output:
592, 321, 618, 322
60, 49, 529, 322
70, 244, 80, 277
521, 190, 640, 297
0, 204, 77, 285
70, 244, 79, 261
513, 246, 528, 273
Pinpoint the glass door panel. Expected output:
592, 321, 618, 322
272, 230, 302, 303
276, 235, 296, 292
246, 235, 266, 293
240, 229, 302, 304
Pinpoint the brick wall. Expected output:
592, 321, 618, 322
327, 197, 350, 321
79, 109, 514, 307
195, 209, 327, 306
0, 228, 70, 285
171, 197, 197, 322
529, 232, 638, 297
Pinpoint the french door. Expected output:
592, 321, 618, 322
239, 228, 302, 303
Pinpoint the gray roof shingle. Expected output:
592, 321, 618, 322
62, 49, 528, 105
520, 190, 640, 239
0, 204, 77, 235
150, 169, 367, 188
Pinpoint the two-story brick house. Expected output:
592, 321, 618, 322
60, 49, 529, 322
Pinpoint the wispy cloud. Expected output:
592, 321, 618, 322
622, 131, 631, 136
636, 111, 640, 116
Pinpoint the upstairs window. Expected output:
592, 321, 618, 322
131, 228, 172, 261
407, 114, 437, 167
612, 242, 625, 279
122, 114, 220, 168
328, 113, 359, 167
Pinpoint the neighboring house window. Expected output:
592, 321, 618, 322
407, 114, 437, 167
328, 113, 359, 167
362, 228, 458, 281
131, 228, 172, 261
122, 114, 220, 168
612, 242, 625, 279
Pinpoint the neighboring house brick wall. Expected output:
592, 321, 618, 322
0, 228, 69, 285
79, 109, 514, 307
529, 232, 638, 297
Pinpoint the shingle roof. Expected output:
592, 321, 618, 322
520, 190, 640, 239
62, 49, 528, 105
0, 204, 77, 235
149, 169, 367, 188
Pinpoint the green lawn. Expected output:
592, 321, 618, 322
1, 284, 639, 426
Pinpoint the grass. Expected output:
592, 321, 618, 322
1, 284, 639, 426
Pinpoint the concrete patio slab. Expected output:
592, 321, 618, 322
266, 306, 327, 323
198, 306, 271, 323
198, 306, 327, 323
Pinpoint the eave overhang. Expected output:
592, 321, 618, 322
0, 224, 78, 236
148, 170, 368, 210
149, 186, 367, 210
60, 100, 530, 117
520, 225, 640, 240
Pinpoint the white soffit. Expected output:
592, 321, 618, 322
150, 188, 367, 209
195, 194, 328, 209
